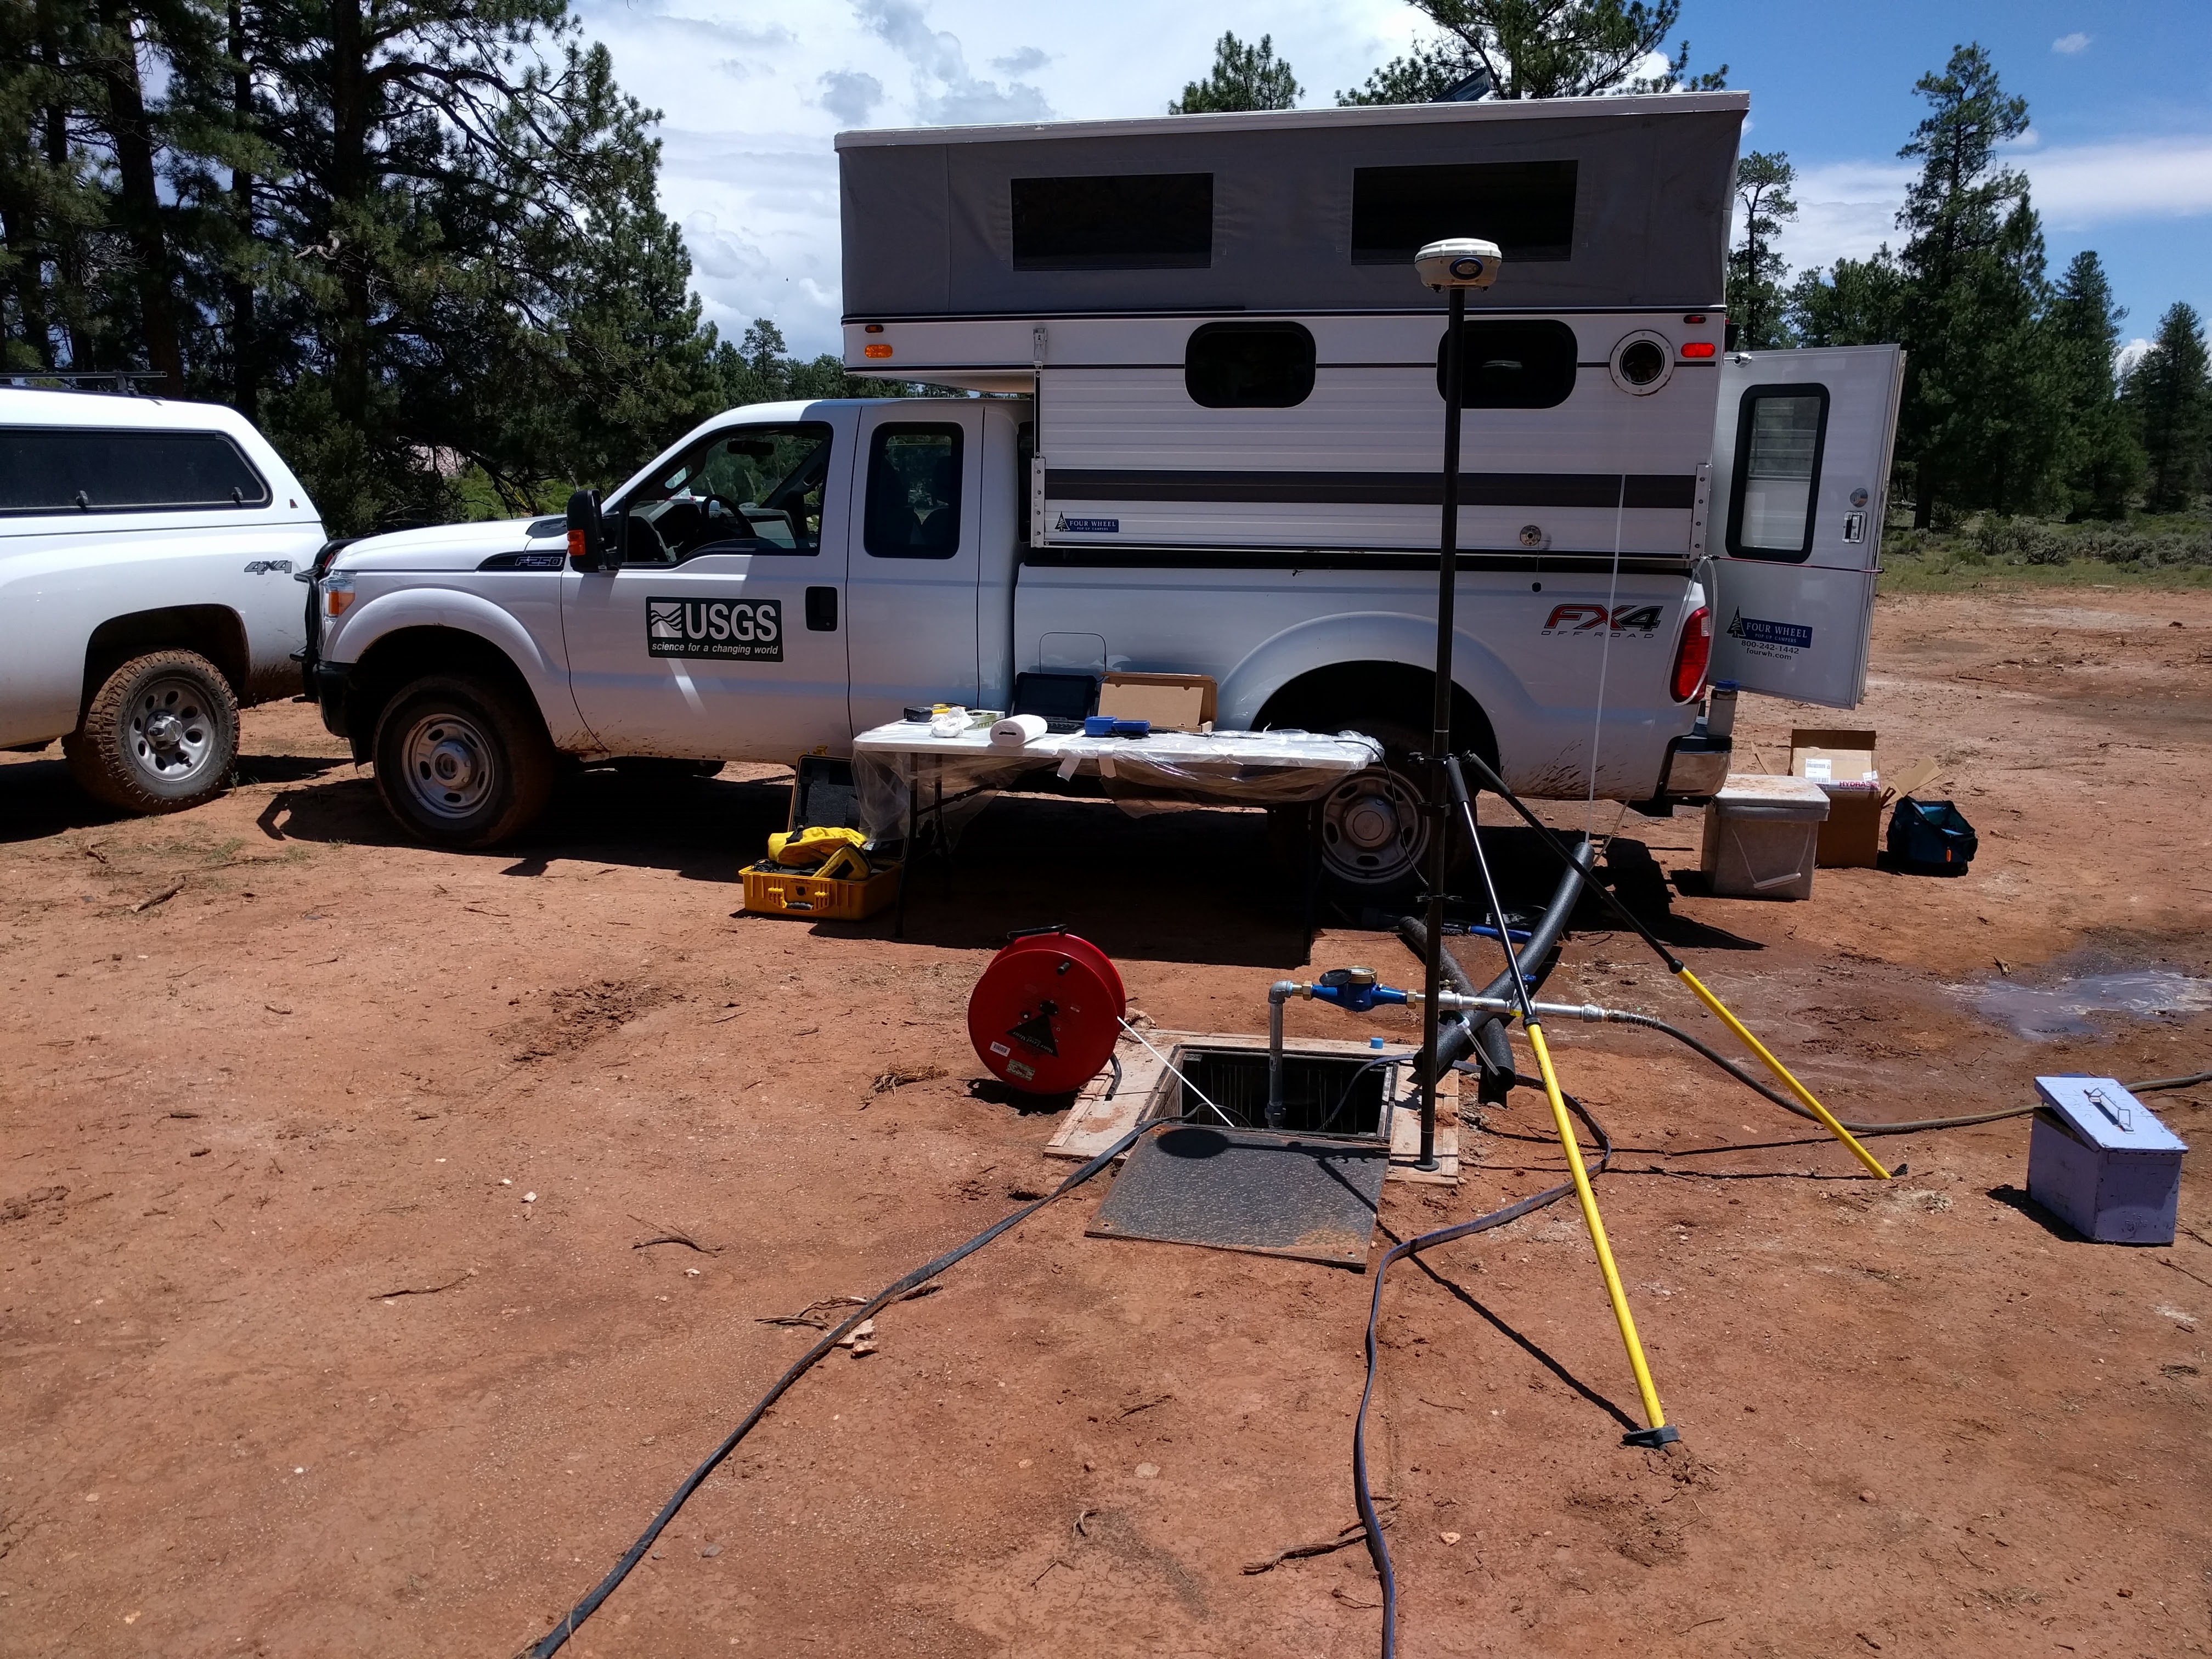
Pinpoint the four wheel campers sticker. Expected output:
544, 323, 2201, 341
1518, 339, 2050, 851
646, 596, 782, 662
1724, 608, 1813, 656
1053, 514, 1119, 534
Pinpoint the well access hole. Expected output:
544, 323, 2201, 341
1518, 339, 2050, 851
1166, 1047, 1396, 1138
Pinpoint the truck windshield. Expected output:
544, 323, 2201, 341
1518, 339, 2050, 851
613, 422, 833, 563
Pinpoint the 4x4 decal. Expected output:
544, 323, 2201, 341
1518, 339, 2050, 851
1539, 602, 1665, 637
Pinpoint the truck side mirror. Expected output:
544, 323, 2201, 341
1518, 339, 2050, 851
566, 489, 606, 571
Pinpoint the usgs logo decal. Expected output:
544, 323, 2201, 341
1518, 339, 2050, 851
646, 596, 782, 662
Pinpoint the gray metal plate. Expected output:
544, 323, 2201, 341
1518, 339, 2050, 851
1087, 1126, 1387, 1268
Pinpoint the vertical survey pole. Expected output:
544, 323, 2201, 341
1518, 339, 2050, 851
1417, 286, 1466, 1173
1410, 237, 1500, 1174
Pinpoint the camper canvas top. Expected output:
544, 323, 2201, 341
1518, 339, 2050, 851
837, 93, 1747, 324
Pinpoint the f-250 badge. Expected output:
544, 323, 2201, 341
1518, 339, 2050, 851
646, 596, 782, 662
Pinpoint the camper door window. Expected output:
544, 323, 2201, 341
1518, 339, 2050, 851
1725, 386, 1830, 562
612, 422, 833, 564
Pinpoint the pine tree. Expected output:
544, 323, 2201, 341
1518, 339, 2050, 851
1892, 44, 2063, 523
2126, 302, 2210, 514
1340, 1, 1723, 105
1171, 31, 1300, 114
1724, 150, 1794, 349
2046, 250, 2143, 520
1785, 250, 1907, 348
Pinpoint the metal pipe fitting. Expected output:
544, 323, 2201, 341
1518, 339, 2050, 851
1267, 980, 1302, 1128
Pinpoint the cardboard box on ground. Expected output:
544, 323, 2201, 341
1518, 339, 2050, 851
1786, 728, 1939, 868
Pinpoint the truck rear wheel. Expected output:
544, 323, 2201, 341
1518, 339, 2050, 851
64, 649, 239, 815
373, 674, 554, 849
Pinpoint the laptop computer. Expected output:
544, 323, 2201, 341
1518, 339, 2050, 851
1009, 671, 1101, 735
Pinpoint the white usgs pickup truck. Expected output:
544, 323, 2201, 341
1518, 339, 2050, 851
309, 95, 1903, 894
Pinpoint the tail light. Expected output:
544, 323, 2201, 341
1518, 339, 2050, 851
1670, 605, 1712, 702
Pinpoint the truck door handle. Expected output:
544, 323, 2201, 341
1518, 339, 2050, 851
804, 586, 838, 631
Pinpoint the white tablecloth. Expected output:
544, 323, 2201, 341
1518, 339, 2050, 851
849, 722, 1384, 843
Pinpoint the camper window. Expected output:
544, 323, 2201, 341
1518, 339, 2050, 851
1434, 320, 1578, 409
0, 427, 270, 515
1184, 322, 1316, 409
1725, 385, 1829, 562
1011, 173, 1212, 270
1351, 161, 1577, 264
865, 425, 965, 559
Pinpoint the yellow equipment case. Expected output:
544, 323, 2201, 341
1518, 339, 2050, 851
740, 756, 901, 921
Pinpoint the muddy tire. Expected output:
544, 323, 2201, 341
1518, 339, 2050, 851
64, 650, 240, 814
372, 674, 555, 849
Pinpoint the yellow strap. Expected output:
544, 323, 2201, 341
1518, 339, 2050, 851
1526, 1023, 1668, 1434
1672, 966, 1894, 1181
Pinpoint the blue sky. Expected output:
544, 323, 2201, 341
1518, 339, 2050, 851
571, 0, 2212, 358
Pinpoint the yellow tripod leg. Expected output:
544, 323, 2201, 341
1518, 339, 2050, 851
1672, 966, 1893, 1181
1525, 1022, 1673, 1443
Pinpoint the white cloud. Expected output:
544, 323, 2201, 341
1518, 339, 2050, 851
2023, 139, 2212, 224
2117, 337, 2151, 377
816, 68, 883, 127
855, 0, 1051, 126
2052, 32, 2091, 55
1769, 137, 2212, 278
1772, 160, 1914, 273
991, 46, 1051, 75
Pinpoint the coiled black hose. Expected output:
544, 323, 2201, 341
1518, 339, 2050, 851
1355, 1081, 1614, 1659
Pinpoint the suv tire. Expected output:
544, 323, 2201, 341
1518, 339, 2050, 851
64, 650, 240, 814
373, 673, 555, 849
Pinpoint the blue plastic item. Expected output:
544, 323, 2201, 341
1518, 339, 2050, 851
1888, 797, 1977, 874
2028, 1075, 2186, 1244
1082, 715, 1150, 738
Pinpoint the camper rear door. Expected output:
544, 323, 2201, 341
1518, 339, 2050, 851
1705, 345, 1905, 710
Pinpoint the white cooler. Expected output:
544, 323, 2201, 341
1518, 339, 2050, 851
1700, 774, 1831, 900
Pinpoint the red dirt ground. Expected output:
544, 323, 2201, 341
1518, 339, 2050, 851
3, 586, 2209, 1658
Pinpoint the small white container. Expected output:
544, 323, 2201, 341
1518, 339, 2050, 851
1700, 773, 1831, 900
2028, 1076, 2186, 1245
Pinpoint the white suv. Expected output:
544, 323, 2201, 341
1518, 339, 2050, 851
1, 386, 325, 812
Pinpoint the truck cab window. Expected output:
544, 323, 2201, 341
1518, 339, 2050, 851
613, 422, 832, 565
865, 425, 964, 560
1185, 322, 1316, 409
1725, 387, 1828, 562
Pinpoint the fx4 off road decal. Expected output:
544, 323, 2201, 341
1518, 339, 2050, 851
1540, 602, 1665, 637
1724, 609, 1813, 656
646, 596, 782, 662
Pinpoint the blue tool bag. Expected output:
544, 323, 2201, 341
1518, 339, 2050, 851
1887, 796, 1977, 874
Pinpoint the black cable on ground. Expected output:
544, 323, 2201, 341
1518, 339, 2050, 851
1354, 1083, 1615, 1659
515, 1115, 1172, 1659
2131, 1070, 2212, 1093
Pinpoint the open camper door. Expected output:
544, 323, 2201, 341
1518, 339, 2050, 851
1706, 345, 1904, 708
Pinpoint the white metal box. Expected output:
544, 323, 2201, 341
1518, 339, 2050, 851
1700, 773, 1830, 900
2028, 1075, 2186, 1245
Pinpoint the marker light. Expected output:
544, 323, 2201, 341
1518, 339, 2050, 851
864, 343, 894, 359
1680, 341, 1717, 359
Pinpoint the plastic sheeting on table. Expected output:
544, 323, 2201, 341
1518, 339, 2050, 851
850, 723, 1384, 845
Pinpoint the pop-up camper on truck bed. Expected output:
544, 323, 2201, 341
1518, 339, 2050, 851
309, 94, 1901, 893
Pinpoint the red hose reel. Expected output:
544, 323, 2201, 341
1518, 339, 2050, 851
967, 929, 1126, 1094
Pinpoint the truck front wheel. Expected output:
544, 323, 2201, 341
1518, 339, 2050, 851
65, 649, 240, 815
373, 674, 554, 849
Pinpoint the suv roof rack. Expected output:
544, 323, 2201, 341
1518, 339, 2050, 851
1, 370, 167, 396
